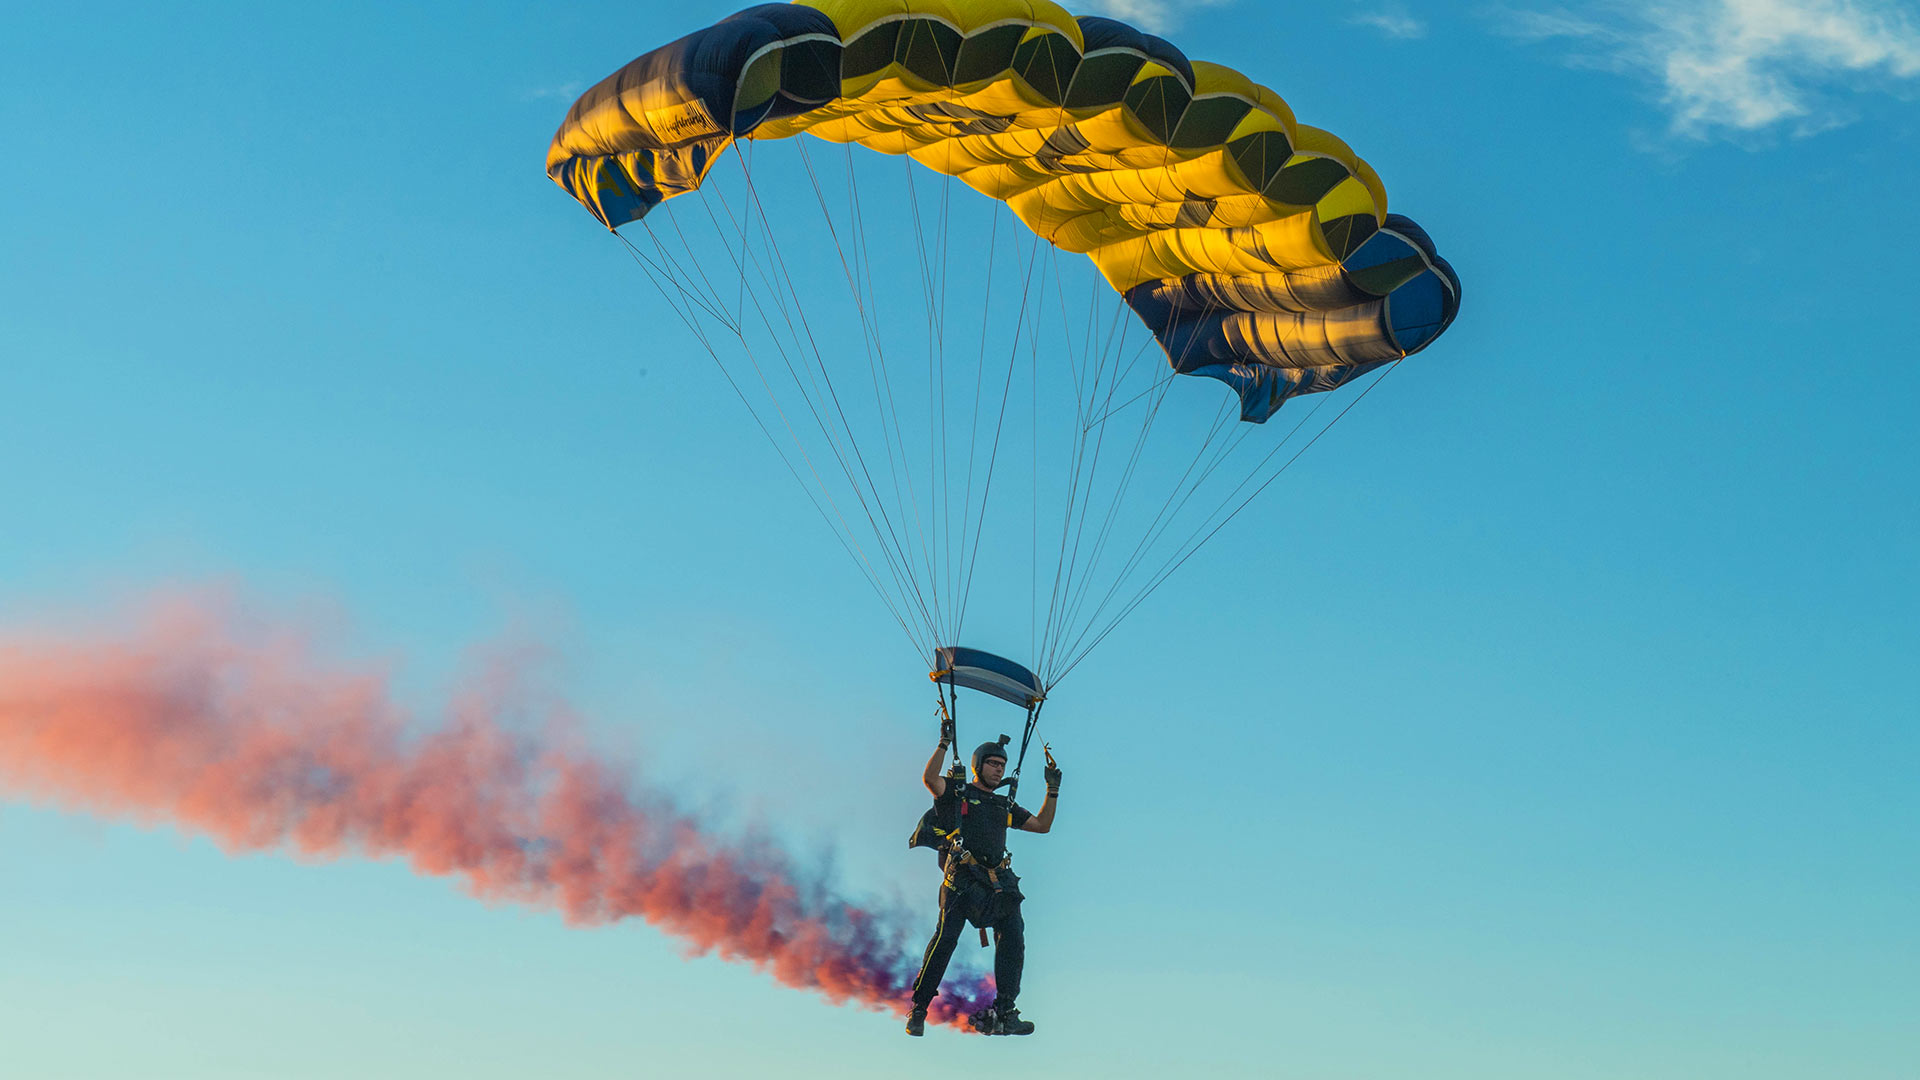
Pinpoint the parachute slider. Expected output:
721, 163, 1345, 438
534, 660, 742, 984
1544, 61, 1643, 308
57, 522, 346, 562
931, 647, 1045, 708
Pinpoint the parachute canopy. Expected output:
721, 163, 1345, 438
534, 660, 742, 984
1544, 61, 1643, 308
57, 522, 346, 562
547, 0, 1460, 424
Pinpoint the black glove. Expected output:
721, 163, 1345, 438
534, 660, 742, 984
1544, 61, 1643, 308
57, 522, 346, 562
939, 713, 956, 748
1042, 747, 1061, 792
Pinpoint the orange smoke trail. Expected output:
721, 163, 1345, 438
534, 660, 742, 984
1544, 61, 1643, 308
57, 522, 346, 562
0, 594, 991, 1028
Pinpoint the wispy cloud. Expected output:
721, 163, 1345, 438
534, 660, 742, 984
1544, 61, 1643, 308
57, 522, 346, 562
1354, 7, 1430, 39
1074, 0, 1234, 34
522, 80, 585, 104
1497, 0, 1920, 139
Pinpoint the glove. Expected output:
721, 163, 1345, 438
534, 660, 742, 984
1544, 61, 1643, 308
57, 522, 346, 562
939, 713, 956, 749
1042, 746, 1061, 792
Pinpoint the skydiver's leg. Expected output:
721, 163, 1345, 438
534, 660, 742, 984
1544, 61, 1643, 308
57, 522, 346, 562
991, 906, 1025, 1008
910, 887, 967, 1008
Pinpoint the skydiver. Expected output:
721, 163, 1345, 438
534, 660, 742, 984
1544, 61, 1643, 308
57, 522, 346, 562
904, 725, 1060, 1037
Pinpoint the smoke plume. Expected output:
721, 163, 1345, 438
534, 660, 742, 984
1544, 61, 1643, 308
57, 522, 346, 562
0, 593, 990, 1027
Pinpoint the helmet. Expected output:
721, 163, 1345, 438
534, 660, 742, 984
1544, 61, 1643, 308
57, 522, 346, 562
972, 736, 1011, 782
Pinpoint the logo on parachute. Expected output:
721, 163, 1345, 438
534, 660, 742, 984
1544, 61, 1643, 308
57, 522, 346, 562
653, 99, 725, 144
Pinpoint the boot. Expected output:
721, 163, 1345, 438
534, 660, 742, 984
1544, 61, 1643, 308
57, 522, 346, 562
905, 1004, 928, 1037
968, 1003, 1035, 1036
992, 1006, 1035, 1036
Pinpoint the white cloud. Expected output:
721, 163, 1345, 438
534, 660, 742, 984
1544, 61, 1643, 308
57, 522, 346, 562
1354, 8, 1430, 39
1499, 0, 1920, 138
1073, 0, 1234, 35
523, 80, 586, 103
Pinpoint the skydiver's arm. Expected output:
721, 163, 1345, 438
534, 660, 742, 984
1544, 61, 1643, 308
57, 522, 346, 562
1019, 748, 1060, 832
923, 742, 948, 798
1019, 792, 1055, 834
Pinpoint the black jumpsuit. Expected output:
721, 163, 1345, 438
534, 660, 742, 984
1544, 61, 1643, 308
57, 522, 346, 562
909, 783, 1031, 1010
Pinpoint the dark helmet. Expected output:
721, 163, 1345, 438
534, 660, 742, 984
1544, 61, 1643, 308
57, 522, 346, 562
972, 736, 1011, 780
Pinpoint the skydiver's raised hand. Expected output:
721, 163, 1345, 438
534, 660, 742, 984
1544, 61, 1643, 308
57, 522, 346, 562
925, 711, 957, 797
1020, 747, 1062, 834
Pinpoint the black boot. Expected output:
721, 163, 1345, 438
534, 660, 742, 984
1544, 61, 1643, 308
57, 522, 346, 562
968, 1003, 1035, 1036
905, 1004, 928, 1037
992, 1005, 1035, 1036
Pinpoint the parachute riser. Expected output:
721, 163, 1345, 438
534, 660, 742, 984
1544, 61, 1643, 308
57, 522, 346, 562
933, 676, 968, 869
936, 676, 963, 774
1004, 698, 1045, 814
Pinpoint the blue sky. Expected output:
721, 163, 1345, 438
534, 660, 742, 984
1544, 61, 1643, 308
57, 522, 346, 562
3, 1, 1917, 1077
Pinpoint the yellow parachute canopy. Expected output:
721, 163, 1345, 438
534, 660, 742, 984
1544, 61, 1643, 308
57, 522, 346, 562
548, 0, 1458, 422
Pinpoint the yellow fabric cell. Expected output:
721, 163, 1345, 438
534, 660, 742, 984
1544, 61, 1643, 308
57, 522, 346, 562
1018, 167, 1192, 218
1291, 125, 1359, 172
1290, 126, 1385, 216
840, 64, 948, 102
924, 133, 1054, 175
1161, 151, 1266, 201
1014, 0, 1082, 47
1189, 61, 1258, 103
1194, 193, 1305, 228
977, 133, 1159, 184
1142, 267, 1356, 314
1240, 212, 1337, 269
949, 76, 1064, 116
848, 100, 942, 134
1025, 166, 1164, 219
857, 128, 924, 155
1075, 189, 1328, 253
777, 112, 871, 144
1088, 231, 1211, 285
928, 0, 1009, 31
744, 114, 804, 141
805, 0, 959, 38
1046, 203, 1191, 251
933, 0, 1063, 36
1130, 61, 1188, 89
1314, 176, 1378, 225
1037, 189, 1317, 254
1248, 85, 1299, 134
906, 132, 1031, 174
986, 145, 1307, 247
1070, 106, 1170, 155
946, 161, 1047, 200
1093, 228, 1266, 284
1226, 105, 1290, 145
1350, 158, 1386, 218
550, 98, 629, 168
1089, 211, 1335, 288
